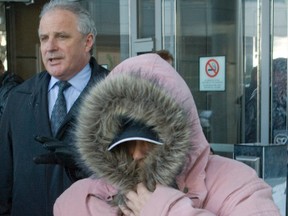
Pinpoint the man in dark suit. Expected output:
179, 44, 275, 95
0, 1, 109, 216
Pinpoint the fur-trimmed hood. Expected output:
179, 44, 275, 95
76, 54, 210, 206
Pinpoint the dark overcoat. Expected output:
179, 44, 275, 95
0, 57, 109, 216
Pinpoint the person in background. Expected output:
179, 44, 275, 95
270, 58, 287, 138
245, 58, 287, 143
155, 49, 174, 65
0, 59, 5, 74
0, 0, 109, 215
244, 66, 258, 143
54, 54, 280, 216
0, 60, 24, 121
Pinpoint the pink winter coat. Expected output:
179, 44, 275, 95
54, 54, 280, 216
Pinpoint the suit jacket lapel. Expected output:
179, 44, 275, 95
30, 73, 52, 137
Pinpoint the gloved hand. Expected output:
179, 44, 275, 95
33, 135, 88, 181
33, 135, 76, 168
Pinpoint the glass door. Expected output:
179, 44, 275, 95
174, 0, 241, 146
130, 0, 162, 55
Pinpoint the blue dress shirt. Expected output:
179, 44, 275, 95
48, 64, 91, 119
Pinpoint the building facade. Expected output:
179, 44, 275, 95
0, 0, 286, 214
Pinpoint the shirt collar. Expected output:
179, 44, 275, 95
48, 63, 91, 92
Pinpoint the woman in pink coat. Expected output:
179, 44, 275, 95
54, 54, 280, 215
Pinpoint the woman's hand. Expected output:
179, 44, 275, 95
119, 183, 153, 216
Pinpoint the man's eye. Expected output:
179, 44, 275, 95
58, 34, 68, 39
39, 37, 48, 42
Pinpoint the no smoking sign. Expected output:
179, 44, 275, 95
206, 59, 219, 77
199, 56, 225, 91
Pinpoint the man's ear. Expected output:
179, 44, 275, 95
85, 33, 94, 52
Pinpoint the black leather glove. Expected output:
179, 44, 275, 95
33, 136, 76, 168
33, 135, 88, 181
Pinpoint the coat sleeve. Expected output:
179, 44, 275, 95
0, 100, 13, 215
140, 156, 281, 216
140, 185, 216, 216
223, 178, 281, 216
141, 182, 280, 216
53, 178, 120, 216
203, 156, 281, 216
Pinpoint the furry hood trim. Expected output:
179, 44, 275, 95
76, 72, 191, 186
76, 54, 210, 205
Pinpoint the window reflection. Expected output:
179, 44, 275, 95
244, 0, 288, 144
137, 0, 155, 39
176, 0, 239, 144
271, 0, 288, 144
81, 1, 129, 70
0, 3, 6, 71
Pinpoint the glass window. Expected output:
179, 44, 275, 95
271, 0, 288, 144
244, 0, 288, 144
0, 3, 6, 72
81, 0, 130, 70
137, 0, 155, 39
243, 0, 260, 143
175, 0, 240, 144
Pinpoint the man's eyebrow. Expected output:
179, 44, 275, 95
55, 31, 69, 35
39, 31, 69, 35
39, 33, 48, 39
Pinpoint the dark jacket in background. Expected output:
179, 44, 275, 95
0, 71, 23, 121
0, 57, 109, 216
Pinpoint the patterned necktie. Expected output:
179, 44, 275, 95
51, 81, 71, 136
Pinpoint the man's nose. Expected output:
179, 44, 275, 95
45, 38, 58, 51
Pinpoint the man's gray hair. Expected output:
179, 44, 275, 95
39, 0, 97, 38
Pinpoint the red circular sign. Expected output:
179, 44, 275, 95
205, 59, 219, 78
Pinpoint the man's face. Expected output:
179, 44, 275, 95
38, 9, 93, 80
